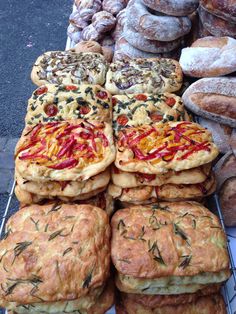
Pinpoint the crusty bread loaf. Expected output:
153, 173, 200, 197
182, 77, 236, 127
143, 0, 199, 16
180, 36, 236, 77
92, 11, 116, 33
81, 24, 103, 41
76, 0, 102, 21
126, 0, 192, 42
200, 0, 236, 23
102, 0, 126, 15
215, 152, 236, 227
69, 9, 89, 29
199, 5, 236, 38
71, 40, 103, 54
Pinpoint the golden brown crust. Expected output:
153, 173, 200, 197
119, 293, 226, 314
115, 122, 219, 174
111, 202, 229, 278
15, 120, 115, 182
0, 204, 111, 306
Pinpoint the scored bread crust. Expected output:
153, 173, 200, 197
115, 122, 219, 174
111, 202, 229, 278
26, 84, 112, 125
111, 164, 211, 188
200, 0, 236, 23
182, 77, 236, 128
0, 204, 110, 306
105, 58, 183, 95
31, 51, 108, 86
15, 120, 115, 182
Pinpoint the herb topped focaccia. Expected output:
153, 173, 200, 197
26, 84, 112, 125
111, 202, 230, 295
112, 93, 189, 135
31, 51, 108, 86
0, 203, 112, 313
15, 120, 115, 182
105, 58, 183, 95
115, 121, 219, 174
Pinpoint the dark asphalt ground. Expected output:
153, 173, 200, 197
0, 3, 72, 311
0, 0, 72, 137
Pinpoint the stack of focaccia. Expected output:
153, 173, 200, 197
111, 202, 230, 314
15, 82, 115, 214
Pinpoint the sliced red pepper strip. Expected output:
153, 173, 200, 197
57, 138, 76, 158
129, 128, 155, 146
48, 158, 78, 169
97, 132, 109, 147
178, 142, 210, 160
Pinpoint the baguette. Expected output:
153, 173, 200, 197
182, 77, 236, 127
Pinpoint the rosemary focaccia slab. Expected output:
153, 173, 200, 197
111, 164, 211, 188
105, 58, 183, 95
0, 203, 111, 313
111, 202, 230, 295
26, 84, 112, 125
108, 173, 216, 203
112, 93, 189, 135
31, 51, 108, 86
115, 121, 219, 174
116, 293, 226, 314
15, 120, 115, 182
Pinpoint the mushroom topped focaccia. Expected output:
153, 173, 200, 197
111, 202, 230, 295
26, 84, 112, 125
105, 58, 183, 95
115, 121, 219, 174
31, 51, 108, 86
0, 203, 112, 313
15, 119, 115, 182
112, 92, 189, 136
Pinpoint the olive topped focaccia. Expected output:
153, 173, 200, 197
105, 58, 183, 95
15, 120, 115, 182
115, 121, 219, 174
112, 92, 189, 135
31, 51, 108, 86
26, 84, 112, 125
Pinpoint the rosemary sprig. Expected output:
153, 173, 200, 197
63, 247, 73, 256
138, 226, 146, 242
5, 276, 43, 296
192, 219, 196, 229
0, 250, 8, 263
82, 272, 92, 289
179, 255, 192, 269
12, 242, 32, 264
44, 224, 49, 232
117, 219, 126, 230
3, 228, 12, 239
118, 259, 131, 264
148, 240, 166, 265
173, 224, 188, 241
30, 217, 39, 231
48, 229, 65, 241
47, 202, 62, 214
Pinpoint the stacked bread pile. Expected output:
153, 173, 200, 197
113, 0, 199, 60
104, 57, 218, 206
198, 0, 236, 38
111, 202, 230, 313
14, 50, 115, 215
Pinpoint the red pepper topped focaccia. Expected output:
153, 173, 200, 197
15, 120, 115, 181
115, 121, 219, 174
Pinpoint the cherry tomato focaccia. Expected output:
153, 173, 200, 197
115, 121, 219, 174
15, 120, 115, 181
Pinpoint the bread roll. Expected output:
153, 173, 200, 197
183, 77, 236, 127
102, 0, 126, 15
72, 40, 103, 54
92, 11, 116, 33
200, 0, 236, 23
143, 0, 199, 16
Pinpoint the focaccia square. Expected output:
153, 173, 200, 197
31, 51, 108, 86
15, 120, 115, 181
115, 122, 219, 174
111, 202, 230, 294
105, 58, 183, 95
112, 93, 189, 135
111, 164, 212, 188
26, 84, 112, 125
117, 293, 226, 314
0, 204, 111, 311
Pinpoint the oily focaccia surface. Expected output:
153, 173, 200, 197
109, 174, 216, 203
26, 84, 112, 125
111, 202, 229, 279
31, 51, 108, 86
15, 120, 115, 182
111, 164, 211, 188
115, 121, 219, 174
117, 293, 226, 314
0, 204, 110, 307
112, 93, 189, 135
105, 58, 183, 95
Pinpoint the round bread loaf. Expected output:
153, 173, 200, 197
76, 0, 102, 21
200, 0, 236, 23
182, 77, 236, 127
199, 5, 236, 38
92, 11, 116, 33
69, 9, 89, 29
180, 36, 236, 77
123, 23, 181, 53
126, 0, 192, 42
102, 0, 126, 15
81, 24, 103, 41
72, 40, 103, 54
143, 0, 199, 16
